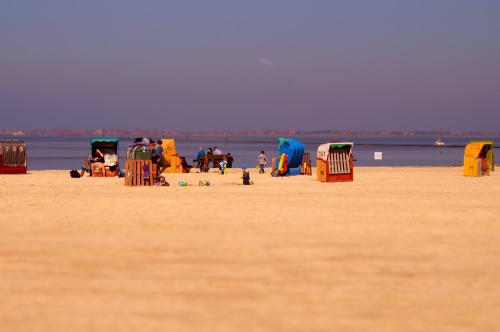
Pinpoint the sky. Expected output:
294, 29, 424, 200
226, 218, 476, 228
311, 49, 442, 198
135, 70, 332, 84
1, 0, 499, 131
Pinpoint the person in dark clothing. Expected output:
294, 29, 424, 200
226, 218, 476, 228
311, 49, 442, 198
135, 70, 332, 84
242, 168, 251, 185
155, 140, 168, 174
180, 157, 192, 173
92, 149, 105, 163
226, 153, 234, 168
194, 146, 206, 168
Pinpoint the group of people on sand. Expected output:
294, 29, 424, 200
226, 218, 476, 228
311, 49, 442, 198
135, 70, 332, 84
194, 146, 234, 169
78, 139, 270, 180
128, 137, 191, 174
79, 148, 119, 177
193, 146, 268, 174
152, 139, 192, 173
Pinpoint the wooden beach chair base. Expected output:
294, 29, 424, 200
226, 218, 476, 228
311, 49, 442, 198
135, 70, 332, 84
125, 160, 157, 186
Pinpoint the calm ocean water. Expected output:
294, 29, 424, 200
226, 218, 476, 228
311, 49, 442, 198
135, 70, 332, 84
1, 135, 497, 170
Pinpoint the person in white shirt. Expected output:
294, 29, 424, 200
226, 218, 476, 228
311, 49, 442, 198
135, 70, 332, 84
257, 150, 268, 174
213, 146, 223, 155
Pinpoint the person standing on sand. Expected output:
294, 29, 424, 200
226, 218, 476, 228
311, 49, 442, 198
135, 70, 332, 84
195, 146, 206, 168
154, 140, 168, 174
226, 153, 234, 168
257, 150, 268, 174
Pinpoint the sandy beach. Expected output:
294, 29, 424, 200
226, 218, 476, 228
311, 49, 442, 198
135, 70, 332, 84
1, 167, 499, 331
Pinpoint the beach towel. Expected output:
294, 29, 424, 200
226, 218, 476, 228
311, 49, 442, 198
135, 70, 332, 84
104, 153, 118, 166
278, 153, 288, 176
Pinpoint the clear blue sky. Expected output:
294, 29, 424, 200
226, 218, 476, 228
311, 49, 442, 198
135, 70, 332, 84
1, 0, 499, 131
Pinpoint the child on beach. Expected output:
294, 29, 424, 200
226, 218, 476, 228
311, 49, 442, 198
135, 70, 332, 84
242, 168, 251, 185
219, 157, 228, 174
256, 150, 268, 174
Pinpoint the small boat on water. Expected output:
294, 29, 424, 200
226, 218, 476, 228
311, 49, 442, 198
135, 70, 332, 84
434, 138, 445, 146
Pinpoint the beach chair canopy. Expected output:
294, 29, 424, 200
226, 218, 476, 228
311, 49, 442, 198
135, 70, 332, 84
161, 138, 176, 162
90, 138, 119, 144
0, 140, 27, 167
278, 137, 305, 168
90, 138, 119, 157
317, 142, 353, 161
464, 141, 493, 158
464, 140, 494, 172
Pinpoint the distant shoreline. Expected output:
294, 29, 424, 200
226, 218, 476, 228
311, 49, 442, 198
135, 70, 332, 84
1, 134, 496, 149
1, 130, 499, 139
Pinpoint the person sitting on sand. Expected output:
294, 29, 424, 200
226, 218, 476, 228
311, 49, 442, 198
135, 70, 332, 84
242, 167, 253, 185
180, 157, 192, 173
79, 150, 102, 176
79, 159, 91, 177
86, 149, 106, 176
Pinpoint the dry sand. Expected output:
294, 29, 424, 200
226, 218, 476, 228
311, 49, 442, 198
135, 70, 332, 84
1, 167, 499, 331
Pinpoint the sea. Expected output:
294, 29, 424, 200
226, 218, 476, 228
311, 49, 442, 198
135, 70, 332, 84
1, 135, 497, 170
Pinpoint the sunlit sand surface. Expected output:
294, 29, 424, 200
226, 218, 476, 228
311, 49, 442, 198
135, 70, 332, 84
1, 167, 499, 331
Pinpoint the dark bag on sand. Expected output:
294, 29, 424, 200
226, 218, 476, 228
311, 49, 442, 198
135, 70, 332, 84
70, 170, 81, 178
